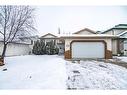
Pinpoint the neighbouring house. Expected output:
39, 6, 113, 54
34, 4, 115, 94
0, 35, 38, 56
19, 35, 39, 53
0, 42, 31, 56
39, 33, 65, 54
61, 28, 118, 59
118, 31, 127, 51
102, 24, 127, 55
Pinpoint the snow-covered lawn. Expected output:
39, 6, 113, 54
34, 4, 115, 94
66, 60, 127, 90
0, 55, 127, 90
0, 55, 67, 89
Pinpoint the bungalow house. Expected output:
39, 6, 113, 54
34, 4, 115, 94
61, 28, 117, 59
39, 33, 65, 54
102, 24, 127, 55
40, 28, 122, 59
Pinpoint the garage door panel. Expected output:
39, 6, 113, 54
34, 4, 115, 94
72, 42, 104, 58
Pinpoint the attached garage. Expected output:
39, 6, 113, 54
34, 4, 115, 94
71, 41, 105, 59
60, 28, 118, 59
61, 35, 117, 59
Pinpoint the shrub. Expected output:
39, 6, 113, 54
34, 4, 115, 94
32, 40, 41, 55
32, 40, 59, 55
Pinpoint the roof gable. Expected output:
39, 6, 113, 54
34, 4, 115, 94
118, 31, 127, 38
40, 33, 57, 38
102, 24, 127, 34
73, 28, 96, 35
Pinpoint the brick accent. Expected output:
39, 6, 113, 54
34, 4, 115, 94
105, 50, 112, 59
64, 50, 71, 59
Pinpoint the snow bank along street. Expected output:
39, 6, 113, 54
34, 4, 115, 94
0, 55, 127, 89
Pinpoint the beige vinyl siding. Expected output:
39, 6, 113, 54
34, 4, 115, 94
112, 39, 118, 55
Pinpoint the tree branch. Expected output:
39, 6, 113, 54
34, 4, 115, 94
0, 31, 4, 35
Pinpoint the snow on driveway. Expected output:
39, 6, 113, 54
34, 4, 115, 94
116, 56, 127, 63
66, 60, 127, 90
0, 55, 67, 89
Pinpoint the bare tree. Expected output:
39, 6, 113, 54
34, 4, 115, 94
0, 5, 36, 59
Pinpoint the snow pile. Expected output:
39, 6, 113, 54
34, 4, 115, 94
117, 57, 127, 63
0, 55, 67, 89
66, 60, 127, 90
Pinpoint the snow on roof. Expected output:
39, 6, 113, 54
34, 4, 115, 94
0, 36, 36, 44
60, 34, 119, 38
40, 33, 58, 38
19, 35, 39, 39
73, 28, 96, 34
115, 24, 127, 28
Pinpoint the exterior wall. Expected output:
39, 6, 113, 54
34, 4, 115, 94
124, 40, 127, 50
42, 39, 60, 46
119, 39, 124, 53
44, 39, 55, 43
112, 39, 118, 55
119, 33, 127, 53
112, 39, 124, 55
0, 42, 31, 56
124, 39, 127, 56
64, 38, 112, 59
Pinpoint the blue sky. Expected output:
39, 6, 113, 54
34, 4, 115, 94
35, 6, 127, 35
